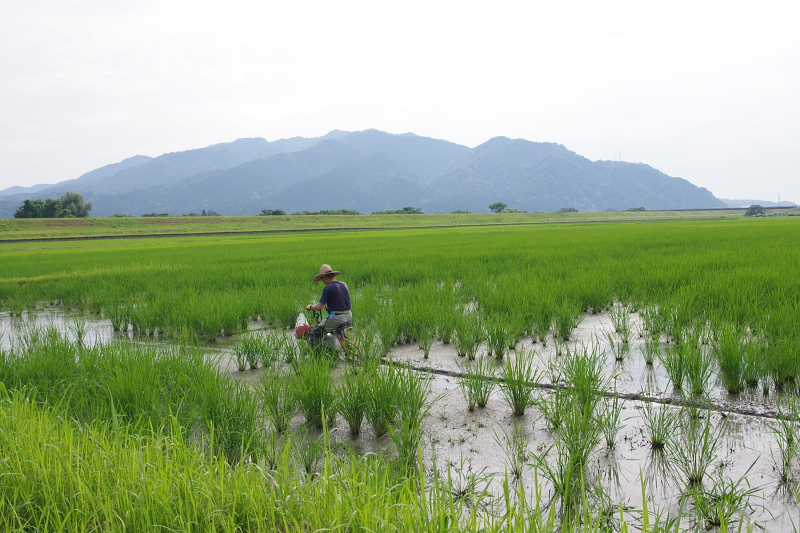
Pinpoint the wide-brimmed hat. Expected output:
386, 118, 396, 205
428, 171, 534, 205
313, 264, 341, 281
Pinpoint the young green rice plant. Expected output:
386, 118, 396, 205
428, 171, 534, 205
389, 364, 431, 468
68, 315, 89, 346
767, 396, 799, 483
640, 401, 680, 449
493, 422, 530, 479
560, 342, 609, 414
413, 317, 437, 359
660, 341, 687, 390
336, 368, 368, 435
232, 332, 269, 371
557, 391, 603, 469
292, 429, 326, 475
258, 367, 296, 433
642, 337, 661, 366
681, 463, 760, 531
554, 301, 582, 341
103, 305, 128, 332
667, 411, 726, 486
452, 312, 483, 360
711, 321, 746, 394
530, 302, 553, 346
684, 339, 714, 398
292, 356, 336, 428
742, 335, 765, 388
486, 315, 515, 360
640, 305, 664, 342
602, 329, 630, 362
458, 357, 496, 411
538, 388, 568, 431
598, 393, 624, 448
364, 362, 403, 437
607, 304, 632, 336
498, 348, 541, 416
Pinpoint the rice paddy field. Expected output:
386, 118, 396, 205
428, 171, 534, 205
1, 215, 799, 531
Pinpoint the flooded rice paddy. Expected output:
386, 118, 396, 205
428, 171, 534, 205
2, 307, 799, 531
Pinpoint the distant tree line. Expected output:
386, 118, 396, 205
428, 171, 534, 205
372, 207, 423, 214
14, 192, 92, 218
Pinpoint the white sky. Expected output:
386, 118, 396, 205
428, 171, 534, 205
1, 0, 798, 202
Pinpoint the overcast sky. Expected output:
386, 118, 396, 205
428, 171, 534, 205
2, 0, 798, 202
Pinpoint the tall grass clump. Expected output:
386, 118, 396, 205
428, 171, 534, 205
640, 401, 679, 449
293, 356, 336, 428
767, 396, 799, 482
667, 411, 726, 486
364, 362, 403, 437
459, 357, 496, 410
258, 367, 297, 433
498, 349, 540, 416
389, 364, 431, 468
554, 301, 582, 341
711, 321, 746, 394
452, 312, 484, 360
336, 369, 368, 435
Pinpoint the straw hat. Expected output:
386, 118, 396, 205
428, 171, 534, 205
313, 264, 341, 281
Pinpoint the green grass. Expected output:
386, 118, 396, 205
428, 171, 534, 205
0, 209, 748, 240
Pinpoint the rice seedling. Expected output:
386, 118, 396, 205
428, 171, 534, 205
642, 337, 660, 366
683, 340, 714, 398
681, 464, 760, 531
530, 302, 553, 346
389, 364, 431, 468
660, 342, 687, 390
554, 301, 581, 341
458, 357, 496, 410
711, 321, 746, 394
538, 388, 568, 430
598, 393, 624, 448
667, 411, 726, 486
560, 342, 609, 413
292, 355, 336, 428
258, 367, 296, 433
557, 393, 603, 469
607, 304, 632, 336
364, 362, 403, 437
292, 429, 327, 475
498, 349, 541, 416
413, 317, 437, 358
486, 315, 515, 360
640, 305, 664, 342
767, 396, 799, 482
493, 423, 530, 479
336, 368, 368, 435
452, 312, 483, 360
742, 335, 765, 388
640, 401, 680, 449
602, 329, 630, 362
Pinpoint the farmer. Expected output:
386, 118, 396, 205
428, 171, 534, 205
305, 264, 352, 345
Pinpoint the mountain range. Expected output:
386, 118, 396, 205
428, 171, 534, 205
0, 129, 726, 217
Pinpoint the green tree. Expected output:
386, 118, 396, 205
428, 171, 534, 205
626, 206, 646, 212
59, 192, 92, 217
259, 209, 288, 215
372, 206, 423, 214
557, 207, 578, 213
488, 202, 507, 213
744, 205, 766, 216
15, 192, 92, 219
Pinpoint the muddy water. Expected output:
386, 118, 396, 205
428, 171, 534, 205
2, 309, 799, 530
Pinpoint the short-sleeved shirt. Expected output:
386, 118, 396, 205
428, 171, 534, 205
319, 280, 351, 312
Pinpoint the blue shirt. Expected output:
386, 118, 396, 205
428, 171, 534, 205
319, 280, 351, 312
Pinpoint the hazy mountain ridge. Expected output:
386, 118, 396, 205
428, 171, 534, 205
1, 130, 727, 216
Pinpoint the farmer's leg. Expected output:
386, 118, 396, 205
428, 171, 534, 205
323, 312, 351, 333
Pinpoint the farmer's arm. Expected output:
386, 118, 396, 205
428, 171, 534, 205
306, 302, 327, 311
